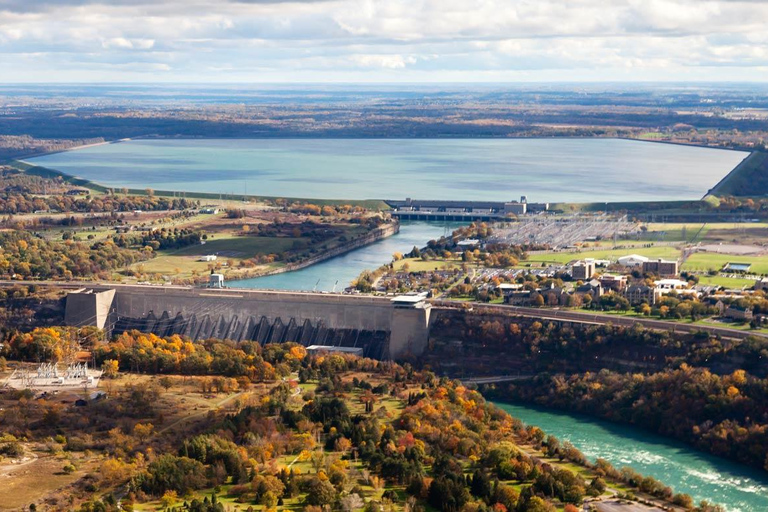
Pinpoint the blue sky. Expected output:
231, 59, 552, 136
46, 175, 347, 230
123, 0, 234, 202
0, 0, 766, 82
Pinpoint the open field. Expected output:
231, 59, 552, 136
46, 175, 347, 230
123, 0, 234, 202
524, 245, 681, 266
393, 257, 463, 273
682, 252, 768, 275
696, 274, 755, 288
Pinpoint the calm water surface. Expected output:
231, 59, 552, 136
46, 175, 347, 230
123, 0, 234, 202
494, 402, 768, 512
230, 221, 461, 291
27, 138, 747, 202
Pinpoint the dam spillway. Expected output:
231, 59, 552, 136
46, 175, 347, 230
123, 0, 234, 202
64, 284, 431, 360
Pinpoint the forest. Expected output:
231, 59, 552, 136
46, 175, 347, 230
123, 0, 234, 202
0, 331, 721, 512
0, 231, 148, 280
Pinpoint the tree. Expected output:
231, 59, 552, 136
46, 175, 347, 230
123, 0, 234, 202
533, 294, 545, 307
161, 490, 178, 509
304, 477, 337, 507
159, 376, 174, 392
102, 359, 119, 378
340, 493, 364, 512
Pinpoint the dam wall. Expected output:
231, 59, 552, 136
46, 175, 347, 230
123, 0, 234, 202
64, 284, 430, 360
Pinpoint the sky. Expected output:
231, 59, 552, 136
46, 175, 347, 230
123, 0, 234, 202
0, 0, 767, 83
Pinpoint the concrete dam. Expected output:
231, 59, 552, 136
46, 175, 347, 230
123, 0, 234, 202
64, 284, 432, 360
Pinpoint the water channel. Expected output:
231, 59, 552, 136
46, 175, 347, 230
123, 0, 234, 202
494, 402, 768, 512
229, 221, 462, 291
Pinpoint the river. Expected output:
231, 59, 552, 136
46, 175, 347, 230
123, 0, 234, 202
229, 221, 462, 291
493, 402, 768, 511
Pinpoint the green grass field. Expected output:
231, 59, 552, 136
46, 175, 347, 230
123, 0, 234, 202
697, 274, 755, 288
524, 246, 681, 266
683, 252, 768, 275
393, 258, 462, 272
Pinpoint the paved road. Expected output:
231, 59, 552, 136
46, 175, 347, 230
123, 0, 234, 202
432, 300, 768, 340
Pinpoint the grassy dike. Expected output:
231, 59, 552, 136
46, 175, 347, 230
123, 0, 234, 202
708, 150, 768, 197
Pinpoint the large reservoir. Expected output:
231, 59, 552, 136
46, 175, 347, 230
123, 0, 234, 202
27, 138, 747, 203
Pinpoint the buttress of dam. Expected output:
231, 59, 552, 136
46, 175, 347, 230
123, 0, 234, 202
112, 311, 390, 360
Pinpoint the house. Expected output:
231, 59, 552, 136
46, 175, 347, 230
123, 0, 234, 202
624, 284, 658, 305
754, 278, 768, 291
198, 254, 218, 262
200, 207, 220, 214
618, 254, 649, 267
643, 259, 679, 277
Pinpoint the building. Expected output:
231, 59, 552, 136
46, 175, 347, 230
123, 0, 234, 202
624, 284, 658, 305
496, 283, 523, 292
755, 278, 768, 291
618, 254, 649, 267
209, 273, 224, 288
654, 278, 689, 291
724, 262, 752, 273
571, 259, 596, 280
198, 255, 218, 262
200, 207, 220, 214
575, 279, 602, 299
456, 239, 480, 250
724, 304, 753, 321
504, 289, 534, 305
642, 258, 679, 277
306, 345, 364, 357
599, 274, 627, 292
503, 202, 527, 215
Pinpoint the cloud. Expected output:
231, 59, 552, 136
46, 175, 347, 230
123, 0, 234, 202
101, 37, 155, 50
348, 54, 416, 69
0, 0, 766, 81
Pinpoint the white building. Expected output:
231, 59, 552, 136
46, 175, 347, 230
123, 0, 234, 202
618, 254, 650, 267
198, 255, 218, 262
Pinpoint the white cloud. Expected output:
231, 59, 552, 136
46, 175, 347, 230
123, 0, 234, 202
349, 53, 416, 69
0, 0, 766, 81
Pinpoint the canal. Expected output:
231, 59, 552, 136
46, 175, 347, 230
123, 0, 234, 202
229, 221, 463, 291
493, 402, 768, 511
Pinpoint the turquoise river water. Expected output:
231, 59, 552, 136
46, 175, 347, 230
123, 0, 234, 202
230, 221, 460, 291
494, 402, 768, 512
27, 138, 747, 203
